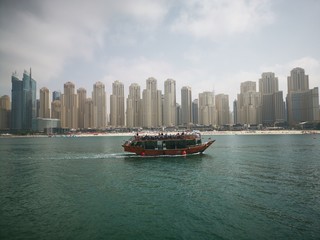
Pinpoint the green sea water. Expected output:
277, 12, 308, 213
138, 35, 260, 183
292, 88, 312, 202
0, 134, 319, 239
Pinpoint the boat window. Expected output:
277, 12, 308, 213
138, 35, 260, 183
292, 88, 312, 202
165, 141, 175, 149
186, 139, 196, 146
176, 140, 187, 149
132, 141, 142, 147
145, 141, 156, 149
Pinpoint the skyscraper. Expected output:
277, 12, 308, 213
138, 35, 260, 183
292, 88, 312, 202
287, 67, 309, 92
259, 72, 278, 94
39, 87, 50, 118
215, 94, 230, 126
52, 91, 61, 101
237, 81, 262, 125
61, 82, 78, 129
192, 99, 198, 125
233, 100, 238, 124
77, 88, 86, 129
181, 86, 193, 126
198, 91, 217, 126
286, 68, 319, 126
10, 69, 36, 131
259, 72, 285, 125
0, 95, 11, 130
11, 73, 23, 130
84, 98, 94, 129
176, 103, 181, 126
126, 83, 141, 128
110, 80, 125, 127
142, 77, 162, 128
51, 100, 61, 120
93, 81, 106, 129
163, 79, 176, 127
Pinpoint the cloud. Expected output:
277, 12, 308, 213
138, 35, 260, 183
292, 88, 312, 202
102, 57, 174, 89
0, 1, 107, 94
118, 0, 169, 23
101, 56, 223, 103
0, 0, 169, 96
171, 0, 274, 39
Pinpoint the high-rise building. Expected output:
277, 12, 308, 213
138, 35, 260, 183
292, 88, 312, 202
61, 82, 78, 129
126, 83, 141, 128
93, 81, 106, 129
286, 68, 320, 126
110, 80, 125, 127
36, 99, 40, 118
77, 88, 86, 129
142, 77, 162, 128
0, 95, 11, 130
192, 99, 198, 125
84, 98, 94, 129
163, 79, 176, 127
215, 94, 230, 126
10, 69, 36, 131
287, 67, 309, 92
52, 91, 61, 101
259, 72, 278, 93
39, 87, 50, 118
237, 81, 262, 125
259, 72, 285, 125
11, 73, 23, 130
176, 103, 181, 126
51, 100, 61, 120
181, 86, 193, 126
198, 91, 217, 126
233, 100, 238, 124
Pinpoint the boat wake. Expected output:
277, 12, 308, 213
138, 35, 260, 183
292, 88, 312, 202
41, 152, 207, 161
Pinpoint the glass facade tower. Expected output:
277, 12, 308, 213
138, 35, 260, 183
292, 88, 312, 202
11, 69, 36, 131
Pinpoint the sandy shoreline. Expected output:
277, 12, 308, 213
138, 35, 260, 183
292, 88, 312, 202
1, 130, 319, 138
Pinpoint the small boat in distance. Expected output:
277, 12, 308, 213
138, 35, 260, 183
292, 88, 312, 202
122, 131, 215, 156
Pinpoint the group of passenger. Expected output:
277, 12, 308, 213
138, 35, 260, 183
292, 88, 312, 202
134, 132, 196, 141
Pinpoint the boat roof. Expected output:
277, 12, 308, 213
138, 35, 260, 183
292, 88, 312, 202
132, 131, 201, 141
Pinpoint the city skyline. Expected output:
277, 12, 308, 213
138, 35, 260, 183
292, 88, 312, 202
1, 67, 320, 108
0, 0, 320, 104
1, 67, 319, 131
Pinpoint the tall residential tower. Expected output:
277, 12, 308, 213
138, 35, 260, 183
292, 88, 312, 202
0, 95, 11, 130
215, 94, 230, 126
110, 80, 125, 127
39, 87, 50, 118
61, 82, 78, 129
93, 82, 106, 129
181, 86, 193, 126
259, 72, 285, 125
126, 83, 141, 128
286, 68, 319, 126
163, 79, 176, 127
237, 81, 262, 125
198, 91, 217, 126
77, 88, 87, 129
142, 77, 162, 128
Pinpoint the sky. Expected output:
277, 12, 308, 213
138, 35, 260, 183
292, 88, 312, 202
0, 0, 319, 108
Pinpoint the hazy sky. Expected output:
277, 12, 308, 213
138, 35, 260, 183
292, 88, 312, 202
0, 0, 319, 105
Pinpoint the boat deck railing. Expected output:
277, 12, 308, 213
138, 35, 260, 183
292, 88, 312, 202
134, 132, 200, 142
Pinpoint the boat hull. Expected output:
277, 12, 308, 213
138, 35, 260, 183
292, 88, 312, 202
122, 140, 215, 156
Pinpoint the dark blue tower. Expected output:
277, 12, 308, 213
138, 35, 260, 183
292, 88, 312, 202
11, 69, 37, 131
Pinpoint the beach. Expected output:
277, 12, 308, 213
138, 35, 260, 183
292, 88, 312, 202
1, 129, 319, 138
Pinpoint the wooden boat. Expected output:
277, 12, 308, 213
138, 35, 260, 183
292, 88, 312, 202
122, 131, 215, 156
